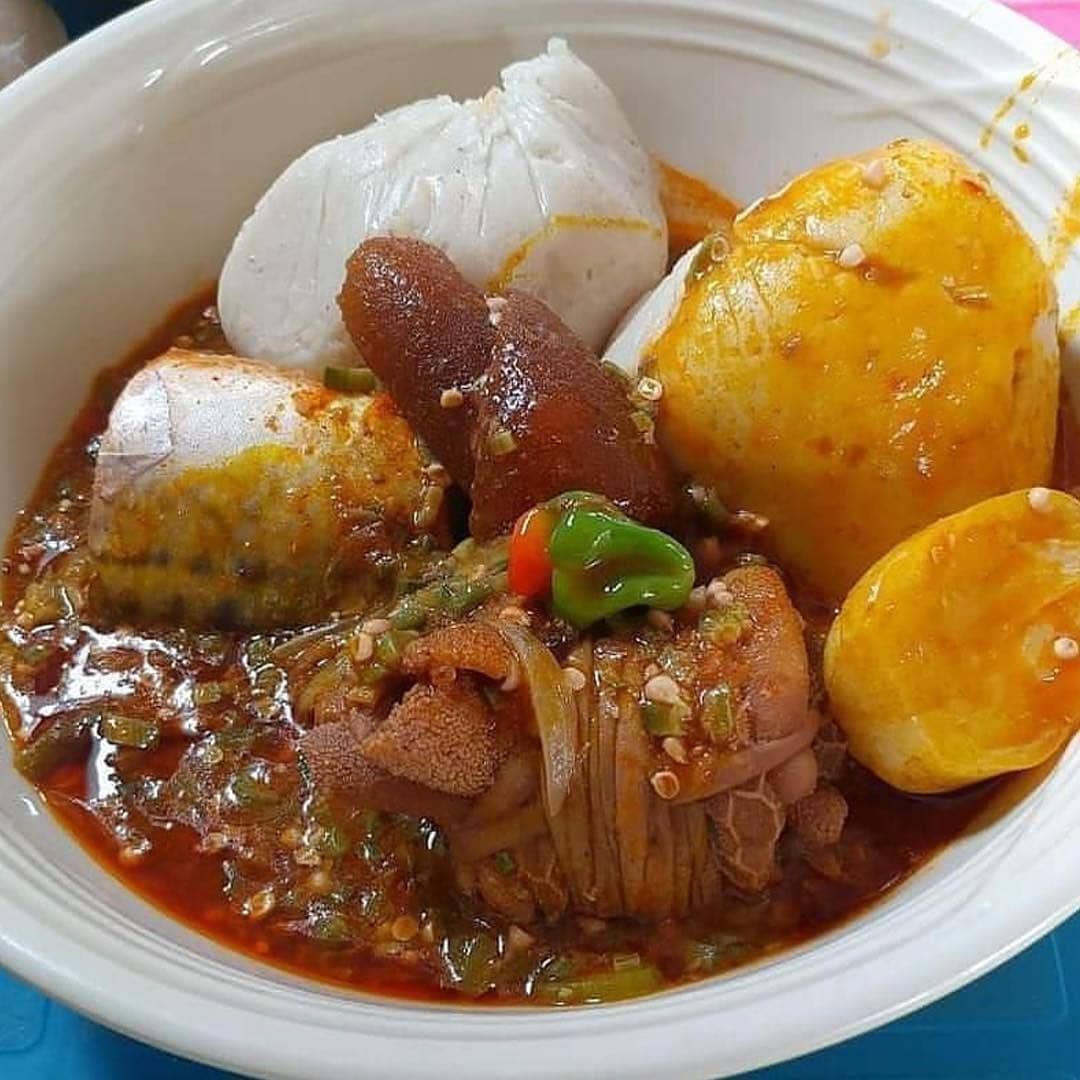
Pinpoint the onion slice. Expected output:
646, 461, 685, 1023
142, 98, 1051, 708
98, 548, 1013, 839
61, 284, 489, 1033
496, 622, 577, 817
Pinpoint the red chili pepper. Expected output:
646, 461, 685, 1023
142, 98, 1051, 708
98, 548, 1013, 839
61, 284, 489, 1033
508, 505, 555, 598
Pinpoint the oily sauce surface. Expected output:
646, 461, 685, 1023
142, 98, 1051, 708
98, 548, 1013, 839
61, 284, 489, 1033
0, 290, 1018, 1005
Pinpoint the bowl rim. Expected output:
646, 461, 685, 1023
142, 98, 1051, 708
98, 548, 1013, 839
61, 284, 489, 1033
2, 1, 1080, 1077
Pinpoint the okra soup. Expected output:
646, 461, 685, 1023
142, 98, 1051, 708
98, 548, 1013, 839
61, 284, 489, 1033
4, 40, 1080, 1006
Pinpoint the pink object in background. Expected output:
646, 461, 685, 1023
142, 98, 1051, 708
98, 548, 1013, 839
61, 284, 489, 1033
1007, 1, 1080, 44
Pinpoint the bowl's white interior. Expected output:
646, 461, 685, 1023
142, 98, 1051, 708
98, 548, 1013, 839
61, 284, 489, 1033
3, 1, 1080, 1078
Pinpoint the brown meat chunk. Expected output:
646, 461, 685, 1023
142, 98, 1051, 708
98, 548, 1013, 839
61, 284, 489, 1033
724, 565, 810, 742
789, 785, 848, 848
338, 238, 679, 537
471, 289, 679, 539
464, 749, 540, 828
297, 714, 377, 794
667, 566, 815, 805
337, 237, 493, 486
466, 835, 569, 926
298, 717, 468, 823
450, 799, 549, 863
706, 775, 786, 892
402, 620, 516, 684
767, 747, 818, 805
475, 858, 538, 924
516, 835, 569, 921
813, 718, 849, 783
304, 592, 816, 918
361, 676, 503, 797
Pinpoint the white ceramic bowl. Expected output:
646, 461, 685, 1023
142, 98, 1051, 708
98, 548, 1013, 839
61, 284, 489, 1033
3, 1, 1080, 1076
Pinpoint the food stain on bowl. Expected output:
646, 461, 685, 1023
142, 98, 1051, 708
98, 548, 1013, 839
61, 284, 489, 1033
980, 69, 1041, 150
1047, 174, 1080, 273
1013, 120, 1033, 163
868, 6, 892, 60
655, 159, 737, 262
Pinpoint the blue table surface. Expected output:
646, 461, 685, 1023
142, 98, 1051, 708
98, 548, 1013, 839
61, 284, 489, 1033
3, 914, 1080, 1079
13, 2, 1079, 1077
